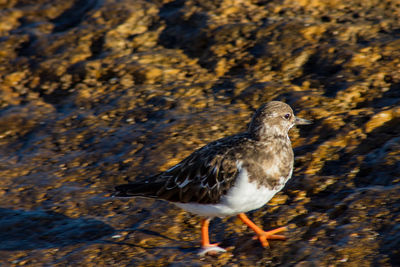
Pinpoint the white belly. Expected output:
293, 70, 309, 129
175, 167, 282, 218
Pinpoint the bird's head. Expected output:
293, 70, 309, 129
248, 101, 312, 140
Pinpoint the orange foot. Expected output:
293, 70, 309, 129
252, 226, 287, 247
238, 213, 287, 247
199, 218, 226, 256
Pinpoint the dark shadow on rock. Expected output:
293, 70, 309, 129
104, 239, 198, 254
158, 0, 211, 64
352, 118, 400, 188
379, 219, 400, 266
292, 48, 351, 98
364, 80, 400, 108
51, 0, 99, 33
0, 208, 114, 251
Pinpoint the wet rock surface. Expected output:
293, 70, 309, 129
0, 0, 399, 266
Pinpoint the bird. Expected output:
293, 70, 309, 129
115, 101, 312, 255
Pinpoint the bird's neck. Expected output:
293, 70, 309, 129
249, 124, 289, 142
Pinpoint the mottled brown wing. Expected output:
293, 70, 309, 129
153, 138, 241, 204
115, 135, 249, 203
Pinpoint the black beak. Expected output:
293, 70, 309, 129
295, 117, 313, 125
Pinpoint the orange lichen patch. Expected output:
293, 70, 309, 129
349, 47, 382, 67
335, 85, 369, 107
365, 108, 399, 133
269, 193, 289, 206
301, 25, 327, 42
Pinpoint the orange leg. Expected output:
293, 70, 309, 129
199, 218, 226, 255
237, 213, 287, 247
201, 218, 214, 247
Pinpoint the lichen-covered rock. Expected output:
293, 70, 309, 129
0, 0, 399, 266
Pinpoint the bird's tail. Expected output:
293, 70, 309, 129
114, 182, 163, 198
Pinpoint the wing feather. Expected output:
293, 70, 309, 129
115, 134, 250, 204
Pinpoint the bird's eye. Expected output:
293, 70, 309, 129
284, 113, 291, 120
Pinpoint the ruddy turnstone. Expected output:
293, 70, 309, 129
115, 101, 312, 255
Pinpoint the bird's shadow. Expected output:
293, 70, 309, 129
0, 208, 114, 251
107, 221, 200, 254
104, 239, 198, 254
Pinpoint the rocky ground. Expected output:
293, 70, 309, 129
0, 0, 399, 266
